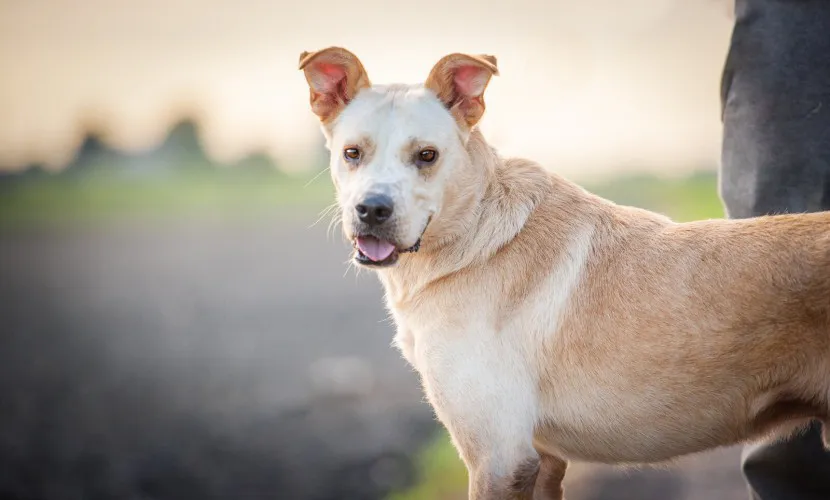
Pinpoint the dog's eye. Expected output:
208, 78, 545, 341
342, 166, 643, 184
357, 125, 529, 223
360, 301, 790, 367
417, 149, 438, 166
344, 148, 361, 162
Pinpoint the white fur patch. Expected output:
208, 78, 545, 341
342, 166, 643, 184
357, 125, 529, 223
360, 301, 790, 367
416, 314, 540, 476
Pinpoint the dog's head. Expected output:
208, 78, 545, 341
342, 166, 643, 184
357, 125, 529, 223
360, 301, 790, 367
299, 47, 498, 268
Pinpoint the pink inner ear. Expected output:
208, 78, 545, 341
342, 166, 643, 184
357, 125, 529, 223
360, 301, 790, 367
453, 65, 487, 97
311, 62, 347, 93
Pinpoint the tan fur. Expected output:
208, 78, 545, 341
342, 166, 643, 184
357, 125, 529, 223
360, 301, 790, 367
298, 48, 830, 500
404, 142, 829, 498
531, 207, 830, 458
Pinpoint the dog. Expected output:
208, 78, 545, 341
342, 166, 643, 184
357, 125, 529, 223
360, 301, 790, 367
298, 47, 830, 499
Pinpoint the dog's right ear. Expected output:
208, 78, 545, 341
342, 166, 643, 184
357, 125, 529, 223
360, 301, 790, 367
298, 47, 372, 123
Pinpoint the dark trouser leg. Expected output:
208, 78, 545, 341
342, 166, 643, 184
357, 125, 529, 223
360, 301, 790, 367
720, 0, 830, 499
740, 423, 830, 500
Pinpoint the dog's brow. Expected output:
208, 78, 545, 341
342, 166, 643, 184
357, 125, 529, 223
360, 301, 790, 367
398, 138, 418, 161
401, 137, 435, 156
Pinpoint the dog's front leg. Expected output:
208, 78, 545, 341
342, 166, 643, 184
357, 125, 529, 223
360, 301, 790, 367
423, 376, 540, 498
461, 451, 566, 500
420, 352, 563, 498
533, 453, 568, 500
464, 450, 538, 500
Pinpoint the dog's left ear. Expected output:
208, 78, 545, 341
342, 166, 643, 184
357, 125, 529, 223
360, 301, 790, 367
425, 53, 499, 128
299, 47, 372, 123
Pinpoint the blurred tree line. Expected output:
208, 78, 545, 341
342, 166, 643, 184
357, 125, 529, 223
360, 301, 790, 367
0, 118, 297, 184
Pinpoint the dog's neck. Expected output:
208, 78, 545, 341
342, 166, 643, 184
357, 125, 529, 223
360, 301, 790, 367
378, 129, 554, 307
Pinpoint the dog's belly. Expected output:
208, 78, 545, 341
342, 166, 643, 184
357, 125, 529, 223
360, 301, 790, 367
534, 378, 825, 464
534, 405, 747, 464
534, 415, 742, 464
533, 375, 763, 464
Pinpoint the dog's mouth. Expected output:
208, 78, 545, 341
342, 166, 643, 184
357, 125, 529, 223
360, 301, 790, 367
352, 216, 431, 268
353, 236, 420, 267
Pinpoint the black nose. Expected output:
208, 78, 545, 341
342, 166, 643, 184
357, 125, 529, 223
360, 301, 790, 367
355, 194, 394, 226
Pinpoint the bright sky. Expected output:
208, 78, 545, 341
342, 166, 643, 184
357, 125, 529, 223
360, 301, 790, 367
0, 0, 733, 178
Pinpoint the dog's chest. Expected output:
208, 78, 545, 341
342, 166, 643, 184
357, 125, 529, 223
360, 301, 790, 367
386, 284, 485, 371
389, 299, 540, 434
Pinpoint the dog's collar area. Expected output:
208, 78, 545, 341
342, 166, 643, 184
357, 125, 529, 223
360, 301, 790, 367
401, 215, 431, 254
400, 239, 421, 253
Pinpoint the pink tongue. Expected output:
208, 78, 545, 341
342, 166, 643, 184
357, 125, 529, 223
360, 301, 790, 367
356, 236, 396, 262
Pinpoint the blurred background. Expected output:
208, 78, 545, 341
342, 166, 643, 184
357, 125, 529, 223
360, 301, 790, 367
0, 0, 751, 499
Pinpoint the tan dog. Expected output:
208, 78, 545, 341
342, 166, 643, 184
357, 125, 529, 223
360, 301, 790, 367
299, 47, 830, 499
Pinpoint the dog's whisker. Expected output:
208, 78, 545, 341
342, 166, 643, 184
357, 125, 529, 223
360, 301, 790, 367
303, 166, 330, 188
327, 213, 342, 241
316, 201, 338, 219
310, 201, 339, 228
310, 205, 338, 229
343, 255, 358, 279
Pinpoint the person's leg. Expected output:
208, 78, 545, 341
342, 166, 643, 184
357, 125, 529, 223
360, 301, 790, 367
740, 423, 830, 500
720, 0, 830, 499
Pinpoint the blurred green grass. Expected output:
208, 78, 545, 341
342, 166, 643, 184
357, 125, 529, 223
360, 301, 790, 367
588, 171, 724, 222
389, 170, 726, 500
0, 168, 722, 228
0, 169, 335, 228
